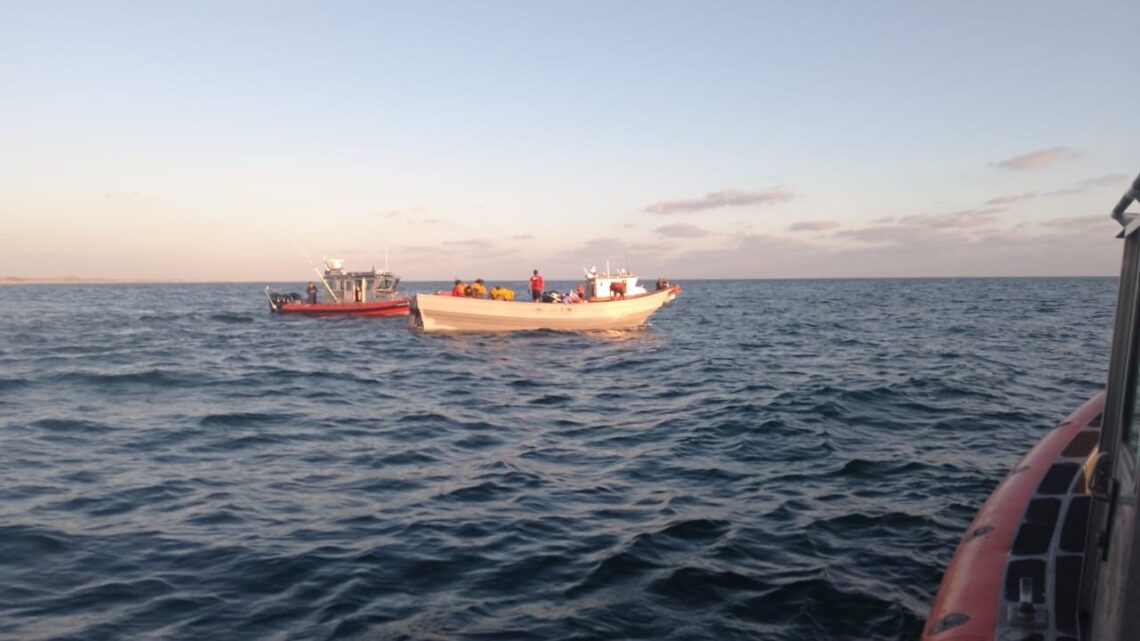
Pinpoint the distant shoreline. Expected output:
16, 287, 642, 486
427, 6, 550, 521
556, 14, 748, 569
0, 277, 154, 285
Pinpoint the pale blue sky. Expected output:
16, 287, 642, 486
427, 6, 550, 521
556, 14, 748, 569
2, 1, 1136, 281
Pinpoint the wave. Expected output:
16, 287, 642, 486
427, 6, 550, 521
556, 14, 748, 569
198, 411, 300, 427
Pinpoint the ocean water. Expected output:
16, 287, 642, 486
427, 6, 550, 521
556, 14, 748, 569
0, 278, 1117, 641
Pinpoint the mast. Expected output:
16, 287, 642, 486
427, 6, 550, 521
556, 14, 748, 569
289, 235, 339, 302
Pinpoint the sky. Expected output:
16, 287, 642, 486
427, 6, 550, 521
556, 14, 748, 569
2, 1, 1138, 282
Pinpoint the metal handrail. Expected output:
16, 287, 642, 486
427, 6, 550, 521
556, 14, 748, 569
1111, 171, 1140, 226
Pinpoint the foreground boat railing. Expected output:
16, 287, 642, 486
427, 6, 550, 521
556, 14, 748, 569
1111, 172, 1140, 227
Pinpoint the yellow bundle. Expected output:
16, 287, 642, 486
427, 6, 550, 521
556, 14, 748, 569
489, 286, 515, 301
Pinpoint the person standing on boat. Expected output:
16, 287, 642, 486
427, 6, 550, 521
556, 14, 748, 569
451, 279, 466, 296
528, 269, 544, 302
306, 282, 318, 304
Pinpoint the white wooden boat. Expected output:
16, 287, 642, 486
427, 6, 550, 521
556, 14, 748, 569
411, 281, 681, 333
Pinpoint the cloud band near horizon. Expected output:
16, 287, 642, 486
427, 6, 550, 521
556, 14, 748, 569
645, 189, 793, 214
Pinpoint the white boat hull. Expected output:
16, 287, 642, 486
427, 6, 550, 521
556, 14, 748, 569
411, 286, 680, 333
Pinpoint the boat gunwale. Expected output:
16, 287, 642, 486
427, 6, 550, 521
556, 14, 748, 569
923, 392, 1106, 640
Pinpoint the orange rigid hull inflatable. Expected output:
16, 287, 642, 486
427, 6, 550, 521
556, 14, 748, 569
923, 392, 1105, 640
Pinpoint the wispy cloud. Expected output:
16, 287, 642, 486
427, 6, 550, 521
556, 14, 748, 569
992, 147, 1074, 171
985, 191, 1038, 206
834, 208, 1005, 248
835, 225, 923, 245
1045, 173, 1132, 197
977, 173, 1126, 206
1039, 215, 1109, 229
1079, 174, 1131, 188
897, 208, 1001, 229
788, 220, 840, 232
645, 189, 793, 215
662, 219, 1115, 278
655, 223, 710, 238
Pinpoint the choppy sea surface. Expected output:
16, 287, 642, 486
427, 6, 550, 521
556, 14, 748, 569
0, 278, 1117, 641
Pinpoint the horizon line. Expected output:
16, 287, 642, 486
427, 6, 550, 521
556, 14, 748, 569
0, 274, 1119, 286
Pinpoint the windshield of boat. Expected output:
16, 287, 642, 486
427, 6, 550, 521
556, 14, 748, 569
376, 274, 398, 291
